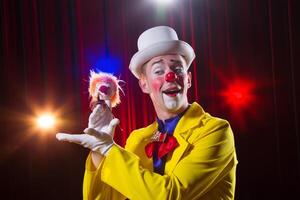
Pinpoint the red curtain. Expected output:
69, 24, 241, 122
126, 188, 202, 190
0, 0, 299, 199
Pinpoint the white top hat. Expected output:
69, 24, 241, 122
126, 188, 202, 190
129, 26, 195, 79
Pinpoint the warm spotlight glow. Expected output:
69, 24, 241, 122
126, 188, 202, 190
154, 0, 174, 5
221, 79, 255, 110
37, 114, 55, 129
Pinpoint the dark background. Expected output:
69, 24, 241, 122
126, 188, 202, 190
0, 0, 299, 199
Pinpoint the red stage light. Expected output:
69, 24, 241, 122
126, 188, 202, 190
221, 79, 255, 110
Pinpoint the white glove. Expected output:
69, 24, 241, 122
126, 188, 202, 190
89, 103, 114, 133
56, 118, 120, 155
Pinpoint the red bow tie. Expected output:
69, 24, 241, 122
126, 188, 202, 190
145, 134, 179, 159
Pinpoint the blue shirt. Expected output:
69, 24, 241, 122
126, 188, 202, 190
153, 111, 186, 174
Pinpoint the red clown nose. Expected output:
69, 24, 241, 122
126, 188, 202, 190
165, 72, 177, 82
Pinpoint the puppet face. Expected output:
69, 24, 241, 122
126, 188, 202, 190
95, 77, 117, 100
139, 54, 191, 117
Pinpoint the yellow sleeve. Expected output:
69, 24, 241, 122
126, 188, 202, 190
82, 152, 126, 200
100, 119, 237, 200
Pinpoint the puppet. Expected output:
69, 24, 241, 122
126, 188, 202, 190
56, 70, 123, 152
87, 70, 123, 133
89, 71, 123, 109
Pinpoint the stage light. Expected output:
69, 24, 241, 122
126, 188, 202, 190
97, 56, 122, 74
37, 114, 55, 129
221, 79, 255, 110
87, 54, 123, 75
153, 0, 174, 5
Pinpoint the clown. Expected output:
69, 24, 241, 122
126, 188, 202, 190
57, 26, 237, 200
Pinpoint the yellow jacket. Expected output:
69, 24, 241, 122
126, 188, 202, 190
83, 102, 238, 200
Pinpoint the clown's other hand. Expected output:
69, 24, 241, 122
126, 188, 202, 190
56, 118, 120, 155
88, 104, 113, 132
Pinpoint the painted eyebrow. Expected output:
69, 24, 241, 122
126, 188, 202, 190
151, 59, 163, 66
151, 59, 183, 66
170, 59, 183, 65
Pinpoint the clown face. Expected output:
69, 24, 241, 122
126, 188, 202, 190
95, 77, 117, 100
139, 54, 192, 120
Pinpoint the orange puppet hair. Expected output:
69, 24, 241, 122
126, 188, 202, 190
88, 70, 124, 108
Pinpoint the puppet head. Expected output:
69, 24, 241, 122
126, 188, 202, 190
89, 71, 123, 108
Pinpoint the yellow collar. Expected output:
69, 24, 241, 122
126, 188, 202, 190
136, 102, 205, 142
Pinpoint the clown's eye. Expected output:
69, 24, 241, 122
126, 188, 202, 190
173, 66, 184, 74
154, 70, 164, 75
152, 66, 164, 75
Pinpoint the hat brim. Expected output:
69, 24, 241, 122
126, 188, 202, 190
129, 40, 195, 79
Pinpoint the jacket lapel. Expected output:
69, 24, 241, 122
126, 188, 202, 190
127, 123, 158, 171
165, 131, 190, 174
165, 102, 205, 174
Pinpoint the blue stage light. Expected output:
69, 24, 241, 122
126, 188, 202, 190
95, 56, 122, 74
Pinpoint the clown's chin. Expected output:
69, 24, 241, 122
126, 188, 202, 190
163, 93, 181, 111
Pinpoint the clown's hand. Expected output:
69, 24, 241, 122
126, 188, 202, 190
56, 118, 119, 155
89, 104, 113, 133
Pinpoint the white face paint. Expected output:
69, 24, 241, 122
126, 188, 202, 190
162, 92, 184, 110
